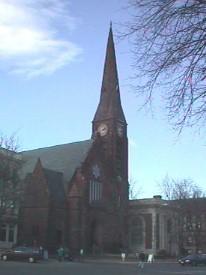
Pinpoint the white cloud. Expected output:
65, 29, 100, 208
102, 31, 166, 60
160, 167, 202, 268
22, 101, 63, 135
0, 0, 81, 77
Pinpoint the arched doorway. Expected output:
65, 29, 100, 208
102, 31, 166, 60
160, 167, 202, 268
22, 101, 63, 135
89, 219, 102, 254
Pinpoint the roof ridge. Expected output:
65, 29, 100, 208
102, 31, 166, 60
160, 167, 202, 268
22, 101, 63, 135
21, 139, 93, 153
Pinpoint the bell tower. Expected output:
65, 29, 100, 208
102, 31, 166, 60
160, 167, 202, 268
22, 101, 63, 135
87, 25, 129, 252
92, 25, 128, 183
91, 25, 128, 250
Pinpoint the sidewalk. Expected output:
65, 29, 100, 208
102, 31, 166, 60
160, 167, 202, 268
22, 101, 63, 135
46, 252, 177, 265
81, 254, 177, 264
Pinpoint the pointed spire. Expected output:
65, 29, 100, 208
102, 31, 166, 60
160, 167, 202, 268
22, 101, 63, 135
36, 158, 42, 169
93, 25, 126, 123
33, 158, 43, 174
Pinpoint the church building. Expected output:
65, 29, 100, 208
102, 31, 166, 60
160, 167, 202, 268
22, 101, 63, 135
1, 26, 205, 257
19, 26, 129, 254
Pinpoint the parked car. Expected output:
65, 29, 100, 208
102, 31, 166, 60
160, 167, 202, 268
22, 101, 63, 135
1, 246, 43, 263
178, 254, 206, 266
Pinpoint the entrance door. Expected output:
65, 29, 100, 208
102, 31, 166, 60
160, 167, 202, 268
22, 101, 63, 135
90, 220, 102, 253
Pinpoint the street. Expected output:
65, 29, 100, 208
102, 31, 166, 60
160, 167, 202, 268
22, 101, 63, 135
1, 260, 206, 275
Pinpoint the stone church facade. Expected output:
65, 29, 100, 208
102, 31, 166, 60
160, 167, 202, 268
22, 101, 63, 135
1, 27, 206, 256
18, 26, 129, 254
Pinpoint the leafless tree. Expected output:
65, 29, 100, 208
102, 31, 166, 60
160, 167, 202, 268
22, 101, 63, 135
158, 175, 205, 253
121, 0, 206, 131
0, 135, 22, 224
129, 178, 143, 199
158, 175, 205, 200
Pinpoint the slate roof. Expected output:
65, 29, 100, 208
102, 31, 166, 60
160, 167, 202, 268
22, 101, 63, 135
93, 25, 126, 123
20, 139, 93, 184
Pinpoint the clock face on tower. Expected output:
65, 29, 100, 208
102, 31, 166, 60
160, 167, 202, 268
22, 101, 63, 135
98, 123, 108, 136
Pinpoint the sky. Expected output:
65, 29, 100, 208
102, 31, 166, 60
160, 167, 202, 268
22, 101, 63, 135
0, 0, 206, 198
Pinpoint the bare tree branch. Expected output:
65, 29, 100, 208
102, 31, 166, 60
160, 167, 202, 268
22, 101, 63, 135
129, 178, 143, 199
158, 175, 205, 200
121, 0, 206, 131
0, 135, 22, 223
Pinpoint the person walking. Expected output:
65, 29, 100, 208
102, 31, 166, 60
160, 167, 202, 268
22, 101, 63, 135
121, 251, 126, 262
79, 248, 84, 262
138, 251, 145, 269
147, 253, 154, 263
57, 246, 65, 262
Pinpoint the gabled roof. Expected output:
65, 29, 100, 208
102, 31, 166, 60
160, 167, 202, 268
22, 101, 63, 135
20, 139, 93, 184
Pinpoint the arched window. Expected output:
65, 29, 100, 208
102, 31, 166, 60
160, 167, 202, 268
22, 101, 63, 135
89, 180, 102, 203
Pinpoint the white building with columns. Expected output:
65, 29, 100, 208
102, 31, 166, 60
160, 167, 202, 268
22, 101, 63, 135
129, 195, 179, 256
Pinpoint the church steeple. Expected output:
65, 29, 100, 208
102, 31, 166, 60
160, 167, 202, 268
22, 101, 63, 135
90, 26, 129, 249
92, 25, 126, 125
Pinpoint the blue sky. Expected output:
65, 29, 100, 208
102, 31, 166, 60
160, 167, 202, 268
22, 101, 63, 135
0, 0, 205, 198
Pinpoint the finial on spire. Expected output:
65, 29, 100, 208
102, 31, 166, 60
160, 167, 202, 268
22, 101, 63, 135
110, 21, 112, 29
